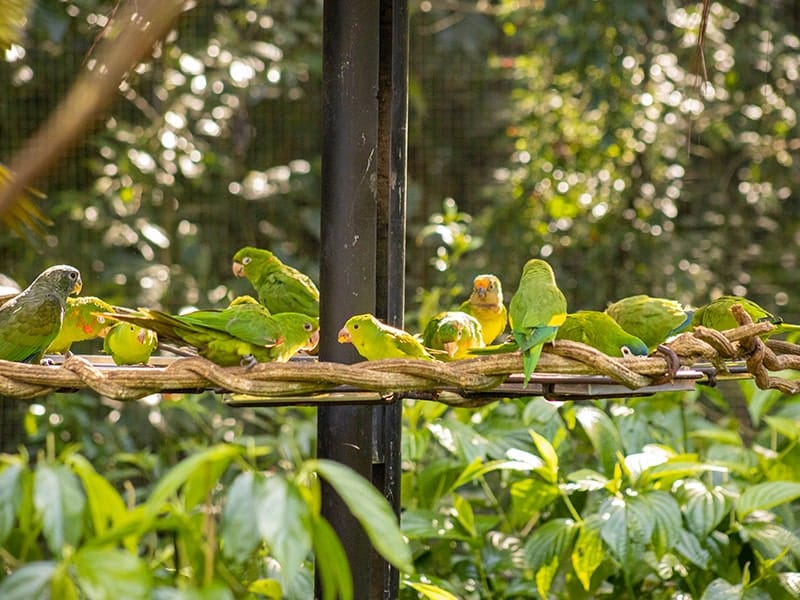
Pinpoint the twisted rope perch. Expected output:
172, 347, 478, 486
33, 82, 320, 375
0, 310, 798, 403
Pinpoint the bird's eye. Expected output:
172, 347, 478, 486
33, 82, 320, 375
621, 346, 633, 358
304, 322, 313, 332
69, 272, 77, 280
352, 323, 359, 330
242, 257, 252, 265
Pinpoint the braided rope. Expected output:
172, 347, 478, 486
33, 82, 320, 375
0, 311, 797, 403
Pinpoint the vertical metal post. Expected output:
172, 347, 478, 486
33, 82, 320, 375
373, 0, 408, 598
318, 0, 381, 598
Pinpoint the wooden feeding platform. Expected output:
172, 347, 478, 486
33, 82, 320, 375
2, 309, 799, 406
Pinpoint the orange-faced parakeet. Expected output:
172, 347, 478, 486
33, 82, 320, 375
458, 274, 507, 344
691, 295, 800, 337
106, 300, 318, 366
508, 259, 567, 385
605, 294, 693, 351
338, 313, 435, 360
422, 310, 484, 360
556, 310, 649, 358
0, 264, 82, 363
232, 246, 319, 317
103, 322, 158, 365
46, 295, 116, 354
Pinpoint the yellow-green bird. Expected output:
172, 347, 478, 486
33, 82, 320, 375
605, 294, 693, 351
556, 310, 649, 358
103, 322, 158, 365
422, 310, 485, 360
106, 300, 319, 367
232, 246, 319, 317
46, 295, 116, 354
0, 265, 82, 363
691, 295, 800, 337
458, 274, 508, 344
508, 259, 567, 386
338, 313, 435, 360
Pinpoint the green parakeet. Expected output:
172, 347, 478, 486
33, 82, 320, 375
605, 294, 693, 351
458, 274, 508, 344
103, 322, 158, 365
0, 264, 82, 363
422, 310, 484, 360
556, 310, 649, 358
232, 246, 319, 317
691, 295, 800, 337
508, 259, 567, 385
46, 295, 116, 354
338, 313, 435, 360
106, 299, 319, 366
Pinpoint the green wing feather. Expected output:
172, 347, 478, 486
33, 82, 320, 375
556, 311, 649, 357
606, 295, 692, 350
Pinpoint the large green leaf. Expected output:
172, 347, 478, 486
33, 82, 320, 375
571, 521, 604, 591
34, 463, 85, 555
508, 479, 560, 529
66, 455, 127, 541
683, 482, 731, 537
451, 492, 477, 538
529, 429, 559, 483
743, 522, 800, 565
311, 514, 353, 600
763, 416, 800, 441
523, 517, 578, 571
700, 578, 743, 600
575, 406, 623, 476
0, 463, 23, 546
219, 471, 265, 562
736, 481, 800, 519
0, 561, 57, 600
675, 529, 711, 569
400, 508, 472, 542
73, 547, 152, 600
308, 459, 414, 573
638, 491, 682, 555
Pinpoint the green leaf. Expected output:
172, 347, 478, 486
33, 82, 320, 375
743, 522, 800, 565
308, 459, 414, 573
675, 529, 711, 569
736, 481, 800, 519
571, 522, 604, 591
535, 555, 559, 599
311, 515, 353, 600
0, 561, 57, 600
638, 491, 682, 555
247, 579, 282, 599
778, 573, 800, 596
523, 518, 578, 571
73, 547, 152, 600
763, 416, 800, 441
529, 429, 559, 483
34, 463, 85, 555
66, 455, 128, 541
151, 583, 235, 600
700, 578, 743, 600
0, 463, 23, 546
220, 471, 265, 562
400, 509, 472, 542
575, 406, 623, 476
449, 457, 523, 492
451, 493, 476, 538
684, 482, 731, 537
51, 563, 80, 600
508, 479, 560, 529
403, 580, 459, 600
256, 474, 312, 587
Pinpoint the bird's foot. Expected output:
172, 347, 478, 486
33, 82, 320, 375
240, 354, 258, 370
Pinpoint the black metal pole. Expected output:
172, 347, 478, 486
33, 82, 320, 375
318, 0, 381, 598
372, 0, 408, 597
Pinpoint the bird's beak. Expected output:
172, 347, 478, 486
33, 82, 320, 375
474, 281, 487, 299
232, 261, 245, 277
337, 327, 351, 343
136, 328, 148, 344
72, 277, 83, 295
443, 341, 459, 358
306, 329, 320, 351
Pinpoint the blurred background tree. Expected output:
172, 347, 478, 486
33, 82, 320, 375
3, 0, 799, 321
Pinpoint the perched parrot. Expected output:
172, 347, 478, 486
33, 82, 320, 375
46, 295, 116, 354
231, 246, 319, 317
0, 264, 82, 363
338, 313, 435, 360
458, 274, 508, 344
605, 294, 693, 351
556, 310, 649, 358
103, 322, 158, 365
0, 163, 52, 241
106, 300, 319, 366
422, 310, 484, 360
508, 259, 567, 385
691, 295, 800, 337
